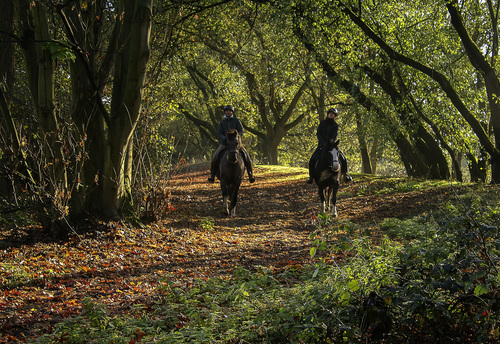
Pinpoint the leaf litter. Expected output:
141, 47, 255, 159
0, 166, 451, 342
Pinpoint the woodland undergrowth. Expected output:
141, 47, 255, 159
31, 181, 500, 344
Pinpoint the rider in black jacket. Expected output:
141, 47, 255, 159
208, 105, 255, 183
306, 108, 352, 184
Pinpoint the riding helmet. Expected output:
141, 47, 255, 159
223, 105, 234, 112
327, 108, 338, 115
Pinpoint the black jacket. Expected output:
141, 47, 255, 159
316, 117, 338, 148
218, 116, 244, 144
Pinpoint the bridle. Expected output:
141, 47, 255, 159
226, 133, 241, 164
329, 146, 340, 172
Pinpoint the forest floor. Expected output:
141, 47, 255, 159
0, 164, 452, 343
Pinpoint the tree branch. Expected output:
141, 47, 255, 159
339, 1, 497, 155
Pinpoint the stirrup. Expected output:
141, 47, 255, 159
248, 174, 256, 183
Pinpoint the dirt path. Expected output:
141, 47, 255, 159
0, 165, 448, 342
164, 165, 449, 276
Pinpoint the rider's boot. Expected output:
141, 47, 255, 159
306, 159, 314, 184
339, 152, 352, 183
208, 160, 217, 183
246, 162, 256, 183
242, 151, 256, 183
248, 172, 256, 183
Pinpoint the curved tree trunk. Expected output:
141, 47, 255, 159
362, 64, 450, 179
203, 37, 309, 166
446, 0, 500, 183
342, 3, 500, 182
293, 24, 435, 179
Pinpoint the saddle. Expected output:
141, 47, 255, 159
217, 146, 247, 165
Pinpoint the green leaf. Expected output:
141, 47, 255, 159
43, 41, 76, 62
474, 284, 488, 296
339, 290, 351, 303
310, 246, 317, 258
346, 280, 360, 292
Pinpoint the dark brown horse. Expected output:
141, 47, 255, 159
217, 129, 246, 216
313, 139, 341, 216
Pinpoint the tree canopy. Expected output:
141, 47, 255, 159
1, 0, 499, 231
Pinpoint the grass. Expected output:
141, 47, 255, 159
350, 175, 470, 197
253, 164, 308, 182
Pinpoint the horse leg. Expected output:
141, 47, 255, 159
326, 186, 333, 213
331, 185, 339, 217
229, 184, 240, 217
226, 184, 234, 216
221, 183, 229, 215
319, 187, 327, 213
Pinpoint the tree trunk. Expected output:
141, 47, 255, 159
63, 0, 110, 220
468, 150, 488, 183
363, 64, 450, 179
103, 0, 152, 218
16, 0, 69, 232
263, 136, 280, 165
484, 71, 500, 183
0, 0, 14, 103
295, 23, 435, 178
341, 3, 499, 182
370, 138, 379, 175
0, 0, 16, 199
446, 1, 500, 183
356, 113, 373, 174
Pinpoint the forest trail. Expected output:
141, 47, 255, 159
0, 165, 447, 342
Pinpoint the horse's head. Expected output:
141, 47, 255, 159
324, 139, 340, 172
225, 129, 242, 163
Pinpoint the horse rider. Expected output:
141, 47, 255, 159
306, 107, 352, 184
208, 105, 256, 183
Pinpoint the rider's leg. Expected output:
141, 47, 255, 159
241, 147, 255, 183
307, 157, 315, 184
307, 148, 320, 184
339, 151, 352, 182
208, 145, 225, 182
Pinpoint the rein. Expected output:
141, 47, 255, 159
225, 141, 241, 163
226, 146, 240, 163
224, 129, 242, 163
